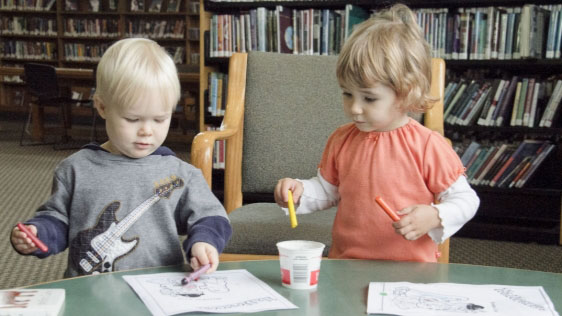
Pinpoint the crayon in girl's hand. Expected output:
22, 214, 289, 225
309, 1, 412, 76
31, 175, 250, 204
375, 197, 401, 222
16, 222, 48, 252
287, 190, 298, 228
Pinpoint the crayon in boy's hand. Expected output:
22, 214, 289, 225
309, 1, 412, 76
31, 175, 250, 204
16, 222, 48, 252
375, 197, 400, 222
287, 190, 298, 228
182, 264, 211, 285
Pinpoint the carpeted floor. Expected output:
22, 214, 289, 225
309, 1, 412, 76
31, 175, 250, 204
0, 120, 560, 290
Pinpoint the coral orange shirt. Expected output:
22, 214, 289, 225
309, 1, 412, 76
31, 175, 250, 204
319, 118, 464, 262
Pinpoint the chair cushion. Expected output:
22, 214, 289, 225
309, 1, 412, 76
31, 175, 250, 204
224, 203, 336, 257
242, 52, 348, 193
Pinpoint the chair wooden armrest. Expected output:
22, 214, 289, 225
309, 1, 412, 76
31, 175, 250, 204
191, 128, 238, 187
191, 53, 248, 212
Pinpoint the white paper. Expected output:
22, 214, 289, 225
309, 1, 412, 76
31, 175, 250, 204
367, 282, 559, 316
123, 269, 297, 315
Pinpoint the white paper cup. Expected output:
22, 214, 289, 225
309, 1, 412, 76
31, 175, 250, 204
276, 240, 325, 290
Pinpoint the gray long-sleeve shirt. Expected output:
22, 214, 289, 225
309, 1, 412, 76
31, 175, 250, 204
25, 144, 231, 277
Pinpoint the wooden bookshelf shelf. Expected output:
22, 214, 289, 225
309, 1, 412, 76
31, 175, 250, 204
1, 0, 201, 146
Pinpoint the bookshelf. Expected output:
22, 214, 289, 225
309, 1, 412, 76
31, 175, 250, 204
0, 0, 201, 143
200, 0, 562, 244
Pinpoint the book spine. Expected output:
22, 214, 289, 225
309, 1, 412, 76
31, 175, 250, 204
515, 78, 529, 126
509, 80, 522, 126
516, 144, 556, 187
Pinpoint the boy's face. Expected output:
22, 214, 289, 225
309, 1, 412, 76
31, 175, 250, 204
341, 82, 408, 132
97, 92, 173, 158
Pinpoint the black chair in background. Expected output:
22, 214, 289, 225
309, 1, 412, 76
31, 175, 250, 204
20, 63, 96, 150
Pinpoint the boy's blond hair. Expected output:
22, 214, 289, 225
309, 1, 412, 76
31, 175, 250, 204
94, 38, 181, 111
336, 4, 434, 112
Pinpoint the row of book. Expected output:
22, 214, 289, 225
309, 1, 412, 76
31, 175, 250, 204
457, 139, 556, 189
63, 42, 109, 61
205, 126, 226, 169
0, 16, 57, 36
64, 18, 119, 37
207, 4, 562, 60
1, 40, 57, 60
0, 0, 55, 11
65, 0, 115, 12
208, 4, 368, 57
207, 71, 228, 117
418, 5, 559, 60
444, 77, 562, 128
62, 42, 184, 63
130, 0, 182, 13
125, 19, 185, 40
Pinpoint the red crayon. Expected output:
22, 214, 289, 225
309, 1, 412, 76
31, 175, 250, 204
16, 223, 48, 253
375, 197, 401, 222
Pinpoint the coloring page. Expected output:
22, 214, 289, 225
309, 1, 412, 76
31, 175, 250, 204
367, 282, 559, 316
123, 269, 297, 315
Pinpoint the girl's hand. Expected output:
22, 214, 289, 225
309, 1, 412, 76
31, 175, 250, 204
11, 224, 39, 254
274, 178, 304, 208
190, 242, 219, 273
392, 205, 442, 240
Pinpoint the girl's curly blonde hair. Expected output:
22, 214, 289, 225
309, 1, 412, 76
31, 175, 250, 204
336, 4, 436, 113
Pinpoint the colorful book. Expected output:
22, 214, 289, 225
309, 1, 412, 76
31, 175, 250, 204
480, 79, 506, 126
509, 80, 522, 126
522, 78, 536, 126
472, 143, 508, 186
470, 145, 498, 183
508, 141, 549, 188
541, 79, 562, 127
528, 82, 541, 127
515, 78, 529, 126
0, 289, 65, 316
476, 79, 501, 125
490, 140, 544, 187
467, 146, 494, 180
482, 147, 515, 186
148, 0, 162, 12
166, 0, 179, 12
497, 156, 532, 188
515, 143, 556, 188
277, 6, 293, 54
344, 4, 369, 40
494, 76, 519, 126
444, 81, 468, 119
460, 141, 481, 166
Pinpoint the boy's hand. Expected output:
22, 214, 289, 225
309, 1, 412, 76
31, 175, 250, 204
392, 205, 442, 241
274, 178, 304, 207
11, 224, 39, 254
190, 242, 219, 273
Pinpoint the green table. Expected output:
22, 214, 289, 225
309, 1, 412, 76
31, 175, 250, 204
29, 259, 562, 315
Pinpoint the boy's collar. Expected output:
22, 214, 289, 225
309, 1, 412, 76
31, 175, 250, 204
81, 143, 176, 157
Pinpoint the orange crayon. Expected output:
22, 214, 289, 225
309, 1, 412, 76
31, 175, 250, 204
375, 197, 400, 222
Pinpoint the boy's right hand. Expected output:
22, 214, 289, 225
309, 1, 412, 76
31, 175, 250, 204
11, 224, 39, 254
274, 178, 304, 208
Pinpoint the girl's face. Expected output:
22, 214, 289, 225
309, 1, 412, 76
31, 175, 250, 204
341, 82, 409, 132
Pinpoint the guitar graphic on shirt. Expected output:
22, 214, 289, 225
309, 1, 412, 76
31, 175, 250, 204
69, 177, 184, 274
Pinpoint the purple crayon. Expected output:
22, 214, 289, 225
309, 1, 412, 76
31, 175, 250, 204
182, 264, 211, 285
